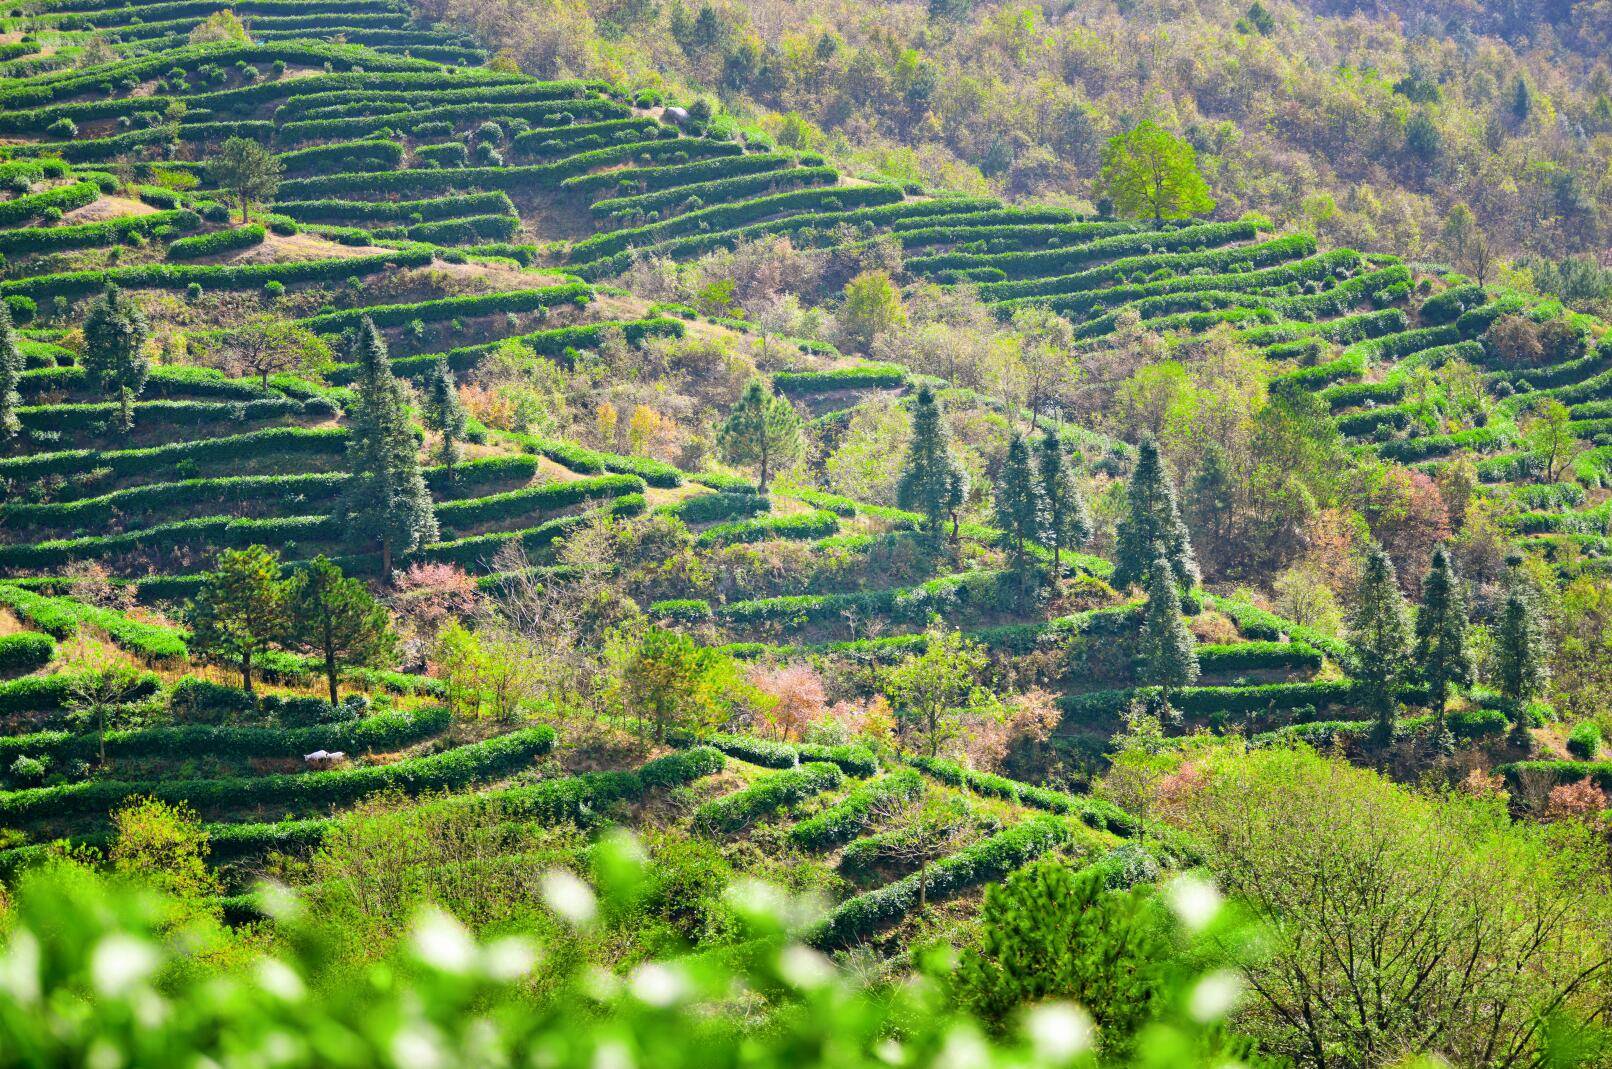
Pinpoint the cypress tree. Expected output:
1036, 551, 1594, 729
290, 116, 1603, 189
1346, 543, 1413, 742
1137, 553, 1199, 720
1495, 574, 1549, 750
717, 377, 803, 492
993, 432, 1046, 599
421, 356, 468, 481
1413, 546, 1472, 752
81, 285, 151, 432
1112, 437, 1199, 592
897, 384, 968, 540
340, 317, 438, 580
1038, 434, 1091, 574
0, 302, 21, 444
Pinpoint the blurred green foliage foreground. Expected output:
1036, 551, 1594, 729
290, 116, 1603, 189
0, 831, 1252, 1069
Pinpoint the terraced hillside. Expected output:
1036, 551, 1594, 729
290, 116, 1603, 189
0, 0, 1610, 955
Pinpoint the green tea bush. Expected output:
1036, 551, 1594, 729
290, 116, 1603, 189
810, 814, 1071, 948
788, 769, 923, 849
0, 725, 556, 825
693, 761, 844, 833
696, 510, 839, 547
0, 631, 55, 678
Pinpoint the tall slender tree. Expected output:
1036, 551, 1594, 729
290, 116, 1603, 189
1137, 554, 1199, 721
897, 384, 968, 540
340, 318, 438, 580
1413, 546, 1472, 752
1112, 437, 1199, 592
421, 356, 468, 481
1495, 573, 1549, 750
1346, 544, 1413, 742
0, 302, 21, 444
287, 556, 395, 706
993, 433, 1046, 600
1037, 434, 1091, 574
81, 286, 151, 432
716, 378, 803, 492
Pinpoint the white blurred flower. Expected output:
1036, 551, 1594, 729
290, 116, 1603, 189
91, 934, 159, 996
628, 962, 687, 1007
1189, 969, 1244, 1022
592, 1040, 634, 1069
483, 936, 538, 981
777, 944, 834, 990
0, 930, 41, 1005
390, 1024, 445, 1069
1167, 873, 1223, 933
935, 1024, 990, 1069
255, 957, 306, 1002
1025, 1002, 1095, 1062
541, 869, 598, 927
410, 910, 476, 974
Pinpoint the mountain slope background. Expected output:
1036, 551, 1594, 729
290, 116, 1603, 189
413, 0, 1612, 305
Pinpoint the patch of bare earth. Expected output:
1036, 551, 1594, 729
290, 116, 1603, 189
62, 196, 161, 223
227, 231, 396, 263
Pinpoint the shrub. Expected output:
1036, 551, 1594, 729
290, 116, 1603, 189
696, 510, 839, 547
788, 769, 922, 849
810, 814, 1072, 948
166, 224, 267, 260
1567, 721, 1603, 760
693, 761, 843, 833
0, 632, 55, 678
168, 677, 256, 725
0, 725, 557, 826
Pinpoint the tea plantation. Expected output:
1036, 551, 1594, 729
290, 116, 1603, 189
0, 0, 1607, 957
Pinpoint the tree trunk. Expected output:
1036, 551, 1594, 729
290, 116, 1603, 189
241, 651, 254, 696
381, 542, 393, 585
325, 647, 339, 707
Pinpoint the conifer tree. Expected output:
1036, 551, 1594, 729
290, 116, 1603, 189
1037, 434, 1091, 574
716, 378, 803, 492
993, 433, 1046, 599
0, 302, 21, 444
421, 357, 468, 481
897, 384, 968, 540
81, 286, 151, 432
1137, 554, 1199, 720
340, 318, 438, 580
189, 545, 289, 696
1495, 573, 1549, 750
1112, 438, 1199, 592
288, 556, 395, 706
1413, 546, 1472, 752
1346, 544, 1413, 742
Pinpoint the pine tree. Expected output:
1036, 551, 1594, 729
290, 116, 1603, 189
1137, 554, 1199, 721
897, 384, 968, 539
1412, 546, 1473, 752
287, 556, 395, 706
716, 378, 803, 492
188, 545, 289, 696
1112, 438, 1199, 592
993, 433, 1046, 600
81, 286, 151, 432
340, 318, 438, 579
1037, 434, 1091, 574
0, 302, 21, 444
1346, 544, 1413, 742
421, 357, 468, 481
1495, 574, 1549, 749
